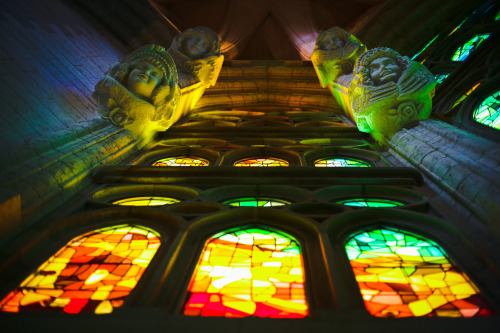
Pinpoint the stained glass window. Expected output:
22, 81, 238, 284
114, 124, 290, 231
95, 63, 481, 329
451, 82, 481, 108
451, 34, 490, 61
152, 156, 210, 167
495, 10, 500, 21
337, 198, 404, 207
345, 226, 492, 318
223, 197, 291, 207
233, 157, 289, 167
0, 225, 161, 314
314, 157, 371, 167
473, 90, 500, 130
183, 226, 308, 318
411, 35, 439, 61
434, 73, 449, 84
113, 196, 180, 206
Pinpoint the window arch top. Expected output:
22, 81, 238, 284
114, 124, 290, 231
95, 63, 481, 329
152, 156, 210, 167
113, 196, 180, 206
0, 225, 161, 314
233, 157, 289, 167
223, 197, 291, 207
345, 226, 491, 318
183, 225, 308, 318
314, 157, 371, 167
473, 89, 500, 130
337, 198, 404, 207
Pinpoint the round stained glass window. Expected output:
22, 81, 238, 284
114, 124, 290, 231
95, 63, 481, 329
112, 196, 180, 206
473, 90, 500, 130
314, 157, 371, 167
233, 157, 289, 167
223, 197, 291, 207
152, 156, 210, 167
336, 198, 404, 207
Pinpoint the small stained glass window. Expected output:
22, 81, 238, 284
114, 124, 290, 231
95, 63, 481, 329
337, 198, 404, 207
452, 82, 481, 108
152, 156, 210, 167
0, 225, 161, 314
411, 34, 439, 61
345, 226, 492, 318
314, 157, 371, 167
112, 196, 180, 206
495, 10, 500, 21
233, 157, 289, 167
473, 90, 500, 130
434, 73, 449, 84
223, 197, 291, 207
183, 226, 308, 318
451, 34, 490, 61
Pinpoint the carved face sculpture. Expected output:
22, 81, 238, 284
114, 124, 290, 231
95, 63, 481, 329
368, 57, 402, 86
318, 33, 345, 51
179, 31, 211, 59
127, 62, 164, 100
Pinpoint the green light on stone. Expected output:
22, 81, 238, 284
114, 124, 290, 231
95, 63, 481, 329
473, 90, 500, 130
336, 198, 405, 207
451, 34, 490, 61
223, 197, 291, 207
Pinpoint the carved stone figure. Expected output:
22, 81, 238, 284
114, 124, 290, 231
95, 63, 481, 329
168, 27, 224, 88
311, 27, 366, 88
348, 47, 436, 137
93, 45, 180, 140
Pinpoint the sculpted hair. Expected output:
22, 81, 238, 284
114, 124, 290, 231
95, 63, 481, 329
354, 47, 410, 86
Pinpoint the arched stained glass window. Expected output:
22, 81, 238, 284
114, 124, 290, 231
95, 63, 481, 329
451, 34, 490, 61
0, 225, 161, 314
223, 197, 290, 207
314, 157, 371, 167
112, 196, 180, 206
337, 198, 404, 207
473, 90, 500, 130
183, 226, 308, 318
233, 157, 289, 167
152, 156, 210, 167
345, 226, 491, 318
452, 82, 481, 108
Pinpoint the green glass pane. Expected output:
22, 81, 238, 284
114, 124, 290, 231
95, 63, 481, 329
112, 196, 180, 206
473, 90, 500, 130
496, 10, 500, 21
223, 197, 291, 207
434, 73, 449, 84
451, 34, 490, 61
314, 157, 371, 167
411, 34, 439, 60
345, 226, 492, 318
337, 198, 404, 207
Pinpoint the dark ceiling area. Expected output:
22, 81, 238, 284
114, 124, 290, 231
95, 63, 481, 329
149, 0, 388, 60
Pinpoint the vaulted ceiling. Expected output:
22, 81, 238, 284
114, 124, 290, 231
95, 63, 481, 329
149, 0, 388, 60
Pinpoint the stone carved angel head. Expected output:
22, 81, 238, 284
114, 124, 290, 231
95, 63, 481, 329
168, 27, 224, 88
311, 27, 366, 88
348, 47, 436, 138
93, 44, 181, 140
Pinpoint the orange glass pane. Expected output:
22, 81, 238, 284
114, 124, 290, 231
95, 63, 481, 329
183, 226, 308, 318
0, 225, 161, 314
233, 157, 289, 167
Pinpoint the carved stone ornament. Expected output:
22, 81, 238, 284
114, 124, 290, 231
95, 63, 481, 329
311, 27, 366, 88
348, 47, 436, 138
93, 45, 181, 140
168, 26, 224, 88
